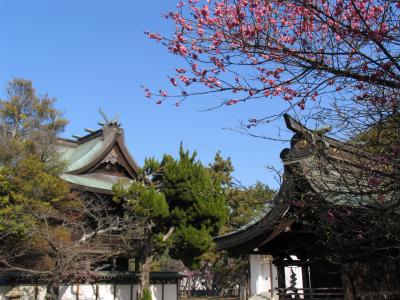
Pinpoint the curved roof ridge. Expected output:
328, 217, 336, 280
57, 122, 140, 191
214, 182, 292, 251
284, 114, 359, 153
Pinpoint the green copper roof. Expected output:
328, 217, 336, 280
60, 173, 132, 191
57, 136, 106, 172
56, 124, 139, 192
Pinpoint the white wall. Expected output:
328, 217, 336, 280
78, 284, 97, 300
20, 286, 37, 300
115, 284, 132, 300
0, 285, 46, 300
249, 255, 278, 299
0, 286, 12, 300
97, 284, 115, 300
36, 286, 47, 299
150, 284, 162, 300
164, 284, 177, 300
59, 284, 98, 300
0, 283, 178, 300
131, 284, 138, 300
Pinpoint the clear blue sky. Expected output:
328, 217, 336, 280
1, 0, 293, 188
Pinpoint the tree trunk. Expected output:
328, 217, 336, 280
137, 255, 153, 300
341, 264, 356, 300
45, 279, 60, 300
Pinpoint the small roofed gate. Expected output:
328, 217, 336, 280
215, 114, 400, 300
214, 114, 348, 299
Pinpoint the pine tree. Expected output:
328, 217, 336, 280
113, 145, 229, 297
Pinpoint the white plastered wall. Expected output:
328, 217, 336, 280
0, 286, 12, 300
0, 283, 178, 300
150, 284, 162, 300
249, 255, 279, 299
164, 284, 177, 300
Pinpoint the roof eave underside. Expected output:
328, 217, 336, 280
214, 185, 291, 251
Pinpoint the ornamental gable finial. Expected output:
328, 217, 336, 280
99, 107, 121, 128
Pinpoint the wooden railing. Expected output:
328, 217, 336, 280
275, 287, 344, 299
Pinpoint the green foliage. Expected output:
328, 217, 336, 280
0, 78, 67, 165
141, 287, 152, 300
208, 152, 275, 231
0, 78, 70, 258
151, 145, 228, 267
174, 225, 214, 264
224, 181, 275, 232
114, 182, 169, 220
354, 113, 400, 155
160, 146, 227, 230
113, 180, 172, 260
0, 155, 68, 236
114, 145, 229, 268
209, 151, 234, 188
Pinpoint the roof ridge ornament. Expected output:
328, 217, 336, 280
313, 125, 332, 136
99, 108, 121, 128
283, 114, 331, 136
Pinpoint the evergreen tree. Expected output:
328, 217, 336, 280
113, 145, 229, 298
0, 78, 68, 240
0, 79, 70, 299
225, 181, 275, 232
158, 146, 228, 265
0, 78, 67, 165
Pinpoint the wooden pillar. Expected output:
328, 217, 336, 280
95, 284, 99, 300
177, 279, 179, 300
301, 264, 310, 288
130, 283, 133, 300
35, 285, 38, 300
269, 260, 274, 299
277, 265, 286, 289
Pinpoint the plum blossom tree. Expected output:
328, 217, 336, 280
145, 0, 399, 221
144, 0, 399, 121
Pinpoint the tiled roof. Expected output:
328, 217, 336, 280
215, 114, 393, 253
1, 271, 186, 284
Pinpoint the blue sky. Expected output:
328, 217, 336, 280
1, 0, 294, 188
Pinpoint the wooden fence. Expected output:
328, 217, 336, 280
275, 287, 344, 299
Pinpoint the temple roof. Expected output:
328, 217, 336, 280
2, 271, 185, 284
57, 121, 139, 194
215, 114, 395, 257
